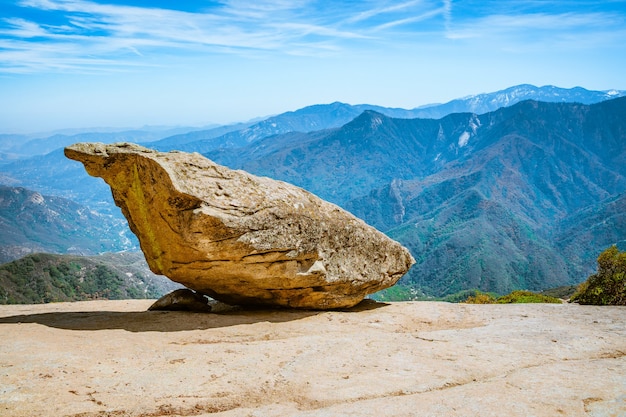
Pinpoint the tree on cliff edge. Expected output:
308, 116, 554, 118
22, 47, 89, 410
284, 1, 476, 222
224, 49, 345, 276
571, 245, 626, 306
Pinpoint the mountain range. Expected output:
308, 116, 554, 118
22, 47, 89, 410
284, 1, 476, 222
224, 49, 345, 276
147, 84, 625, 154
0, 125, 213, 159
1, 84, 625, 299
4, 84, 623, 161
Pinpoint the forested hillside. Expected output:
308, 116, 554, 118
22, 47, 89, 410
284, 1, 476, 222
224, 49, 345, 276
0, 252, 178, 304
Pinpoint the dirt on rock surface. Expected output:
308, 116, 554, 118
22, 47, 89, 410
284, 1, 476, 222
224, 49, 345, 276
0, 300, 624, 417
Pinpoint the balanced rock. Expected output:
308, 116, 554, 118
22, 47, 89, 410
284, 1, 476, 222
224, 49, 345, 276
65, 142, 415, 309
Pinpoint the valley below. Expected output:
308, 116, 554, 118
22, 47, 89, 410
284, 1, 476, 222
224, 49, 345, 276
0, 299, 624, 416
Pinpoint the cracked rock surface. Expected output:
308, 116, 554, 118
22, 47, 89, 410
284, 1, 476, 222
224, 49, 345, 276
0, 300, 624, 416
65, 142, 414, 309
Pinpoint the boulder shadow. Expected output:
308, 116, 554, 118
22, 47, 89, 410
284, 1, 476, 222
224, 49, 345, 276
0, 299, 389, 333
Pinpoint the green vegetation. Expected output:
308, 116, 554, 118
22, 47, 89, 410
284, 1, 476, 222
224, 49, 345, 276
464, 292, 497, 304
571, 245, 626, 306
441, 289, 499, 303
495, 290, 562, 304
0, 253, 169, 304
374, 285, 565, 304
464, 290, 562, 304
539, 285, 578, 300
372, 284, 431, 302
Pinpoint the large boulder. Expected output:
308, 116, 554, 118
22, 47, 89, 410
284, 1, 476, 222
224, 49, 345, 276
65, 142, 415, 309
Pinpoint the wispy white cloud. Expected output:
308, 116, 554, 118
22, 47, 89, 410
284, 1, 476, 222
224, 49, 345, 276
445, 11, 626, 44
442, 0, 452, 31
272, 22, 369, 40
3, 0, 388, 73
0, 37, 145, 74
2, 18, 50, 38
373, 7, 445, 31
346, 0, 428, 24
1, 0, 626, 74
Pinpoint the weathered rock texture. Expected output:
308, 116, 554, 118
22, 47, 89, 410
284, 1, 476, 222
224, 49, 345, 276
65, 142, 414, 309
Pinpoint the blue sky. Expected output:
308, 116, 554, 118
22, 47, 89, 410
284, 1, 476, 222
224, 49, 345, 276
1, 0, 625, 133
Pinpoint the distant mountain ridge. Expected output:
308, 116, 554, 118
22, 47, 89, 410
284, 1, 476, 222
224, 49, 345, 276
149, 102, 405, 153
412, 84, 625, 118
153, 84, 626, 154
0, 126, 214, 158
2, 84, 623, 160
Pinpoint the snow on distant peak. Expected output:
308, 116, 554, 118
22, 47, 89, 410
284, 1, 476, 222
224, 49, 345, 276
370, 114, 383, 129
469, 114, 481, 133
457, 114, 480, 148
458, 132, 470, 147
607, 90, 619, 96
27, 192, 45, 205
